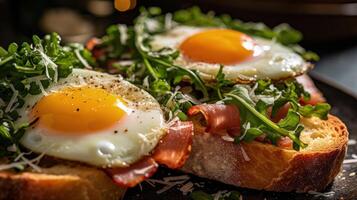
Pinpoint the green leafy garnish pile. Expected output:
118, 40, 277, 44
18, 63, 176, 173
224, 80, 330, 150
90, 7, 329, 150
0, 33, 93, 158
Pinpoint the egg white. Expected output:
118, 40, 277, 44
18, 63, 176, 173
150, 26, 311, 83
16, 69, 166, 168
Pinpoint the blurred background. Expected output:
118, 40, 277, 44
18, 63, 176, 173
0, 0, 356, 96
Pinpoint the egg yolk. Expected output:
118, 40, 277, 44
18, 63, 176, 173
31, 87, 126, 134
179, 29, 255, 65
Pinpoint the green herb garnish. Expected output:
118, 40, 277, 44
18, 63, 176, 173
88, 7, 330, 150
0, 33, 93, 158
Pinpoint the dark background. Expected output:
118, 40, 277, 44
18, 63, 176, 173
1, 0, 357, 96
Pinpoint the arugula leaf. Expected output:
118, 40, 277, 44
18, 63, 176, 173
209, 65, 233, 100
225, 90, 307, 149
299, 103, 331, 120
277, 109, 300, 130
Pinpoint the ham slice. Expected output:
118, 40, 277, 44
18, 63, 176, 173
297, 75, 325, 105
152, 121, 194, 169
106, 121, 194, 187
105, 156, 158, 188
188, 104, 241, 136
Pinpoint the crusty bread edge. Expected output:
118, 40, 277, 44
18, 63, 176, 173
267, 115, 348, 192
0, 164, 125, 200
182, 115, 348, 192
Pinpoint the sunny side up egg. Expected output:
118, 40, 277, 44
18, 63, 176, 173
15, 69, 165, 168
150, 26, 311, 82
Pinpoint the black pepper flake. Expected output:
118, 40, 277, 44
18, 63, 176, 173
124, 129, 128, 133
76, 108, 80, 112
29, 117, 40, 126
114, 130, 118, 134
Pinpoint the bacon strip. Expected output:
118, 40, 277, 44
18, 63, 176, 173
188, 104, 241, 136
105, 156, 158, 188
152, 121, 194, 169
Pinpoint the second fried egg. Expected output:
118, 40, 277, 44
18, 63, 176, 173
150, 26, 311, 83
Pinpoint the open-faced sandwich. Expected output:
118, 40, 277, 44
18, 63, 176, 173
0, 7, 348, 200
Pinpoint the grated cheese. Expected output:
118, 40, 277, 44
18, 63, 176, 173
221, 135, 234, 142
5, 84, 19, 113
142, 76, 150, 89
164, 13, 173, 30
182, 94, 201, 105
156, 182, 182, 194
6, 144, 17, 152
179, 181, 194, 195
0, 152, 45, 172
118, 24, 128, 45
9, 102, 19, 113
213, 190, 228, 200
37, 50, 58, 82
146, 175, 191, 194
348, 139, 357, 146
308, 191, 335, 197
240, 146, 250, 161
74, 49, 92, 69
144, 179, 155, 187
163, 175, 190, 182
343, 159, 357, 164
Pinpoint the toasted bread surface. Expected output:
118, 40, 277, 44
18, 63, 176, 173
182, 115, 348, 192
0, 163, 125, 200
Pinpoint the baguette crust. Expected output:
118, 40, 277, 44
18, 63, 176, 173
0, 163, 125, 200
182, 115, 348, 192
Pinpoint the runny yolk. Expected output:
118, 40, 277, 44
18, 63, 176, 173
179, 29, 255, 65
31, 87, 126, 134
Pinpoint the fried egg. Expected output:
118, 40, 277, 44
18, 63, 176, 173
16, 69, 165, 168
150, 26, 311, 82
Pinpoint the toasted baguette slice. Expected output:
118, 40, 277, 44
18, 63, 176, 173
0, 162, 125, 200
182, 115, 348, 192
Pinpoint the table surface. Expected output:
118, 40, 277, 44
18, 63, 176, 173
312, 42, 357, 98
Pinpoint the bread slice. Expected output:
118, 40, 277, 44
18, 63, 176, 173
182, 115, 348, 192
0, 115, 348, 198
0, 161, 125, 200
